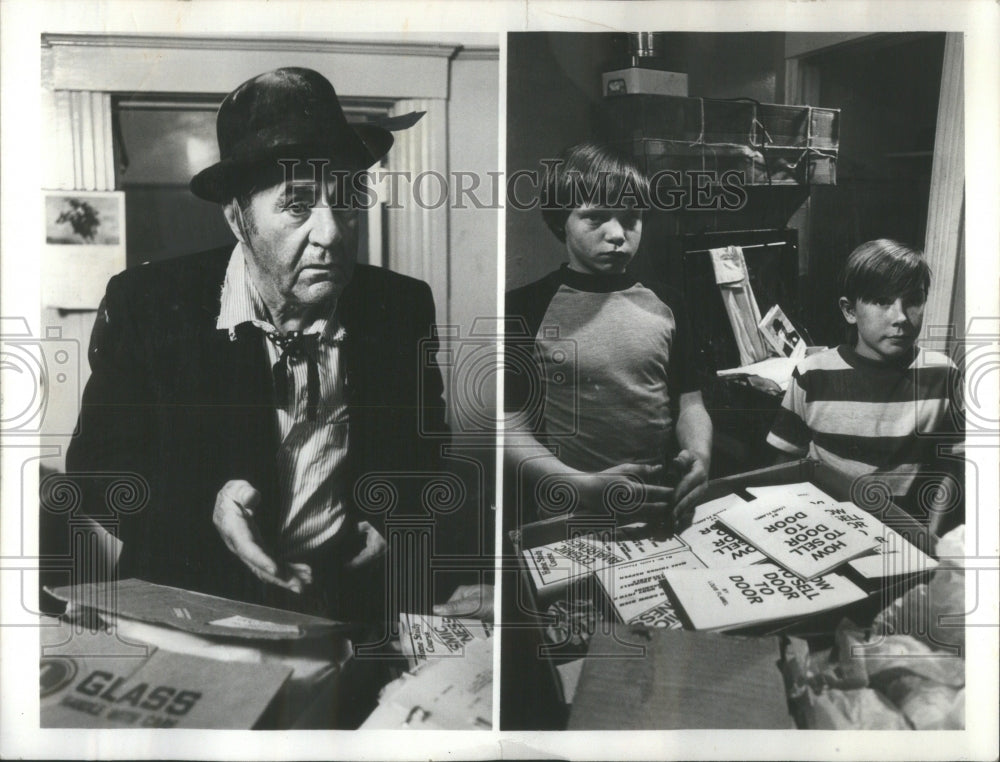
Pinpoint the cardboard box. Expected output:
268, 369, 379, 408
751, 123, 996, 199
46, 578, 351, 640
602, 67, 688, 97
601, 95, 756, 145
757, 104, 840, 149
40, 617, 292, 728
511, 460, 936, 619
752, 146, 838, 185
567, 627, 794, 729
41, 579, 358, 728
599, 95, 839, 186
508, 461, 938, 725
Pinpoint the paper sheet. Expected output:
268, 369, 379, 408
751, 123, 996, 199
522, 533, 687, 592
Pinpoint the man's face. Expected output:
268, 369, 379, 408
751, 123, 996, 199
563, 205, 642, 275
840, 289, 926, 362
226, 176, 359, 318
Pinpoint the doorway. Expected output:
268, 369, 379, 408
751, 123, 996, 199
793, 33, 947, 345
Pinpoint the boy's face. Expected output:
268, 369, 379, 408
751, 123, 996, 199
563, 205, 642, 275
839, 290, 926, 362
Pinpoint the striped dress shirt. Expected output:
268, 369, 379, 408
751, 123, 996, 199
216, 246, 351, 558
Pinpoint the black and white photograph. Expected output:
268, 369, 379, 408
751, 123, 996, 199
45, 192, 122, 246
1, 1, 998, 760
759, 303, 805, 359
500, 26, 990, 743
11, 8, 501, 741
42, 190, 126, 308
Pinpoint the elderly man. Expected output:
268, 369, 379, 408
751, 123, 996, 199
66, 68, 479, 623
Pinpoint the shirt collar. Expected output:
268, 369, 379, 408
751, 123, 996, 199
216, 244, 342, 343
557, 263, 638, 293
837, 342, 920, 370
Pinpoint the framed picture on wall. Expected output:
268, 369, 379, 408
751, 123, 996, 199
42, 189, 126, 309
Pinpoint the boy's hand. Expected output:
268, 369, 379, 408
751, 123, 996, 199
433, 584, 494, 622
578, 463, 674, 521
669, 450, 709, 532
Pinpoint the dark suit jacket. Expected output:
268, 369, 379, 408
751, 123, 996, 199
65, 245, 448, 606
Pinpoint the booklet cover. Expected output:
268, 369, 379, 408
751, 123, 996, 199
595, 549, 705, 624
745, 481, 837, 505
661, 563, 868, 632
399, 613, 493, 671
689, 492, 750, 525
719, 500, 880, 580
627, 600, 685, 629
680, 510, 769, 569
522, 533, 687, 593
820, 501, 940, 578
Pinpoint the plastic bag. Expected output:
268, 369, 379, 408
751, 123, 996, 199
783, 618, 965, 729
874, 525, 965, 654
882, 676, 964, 729
808, 687, 911, 730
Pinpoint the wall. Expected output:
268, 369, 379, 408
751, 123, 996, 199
801, 34, 945, 344
446, 52, 500, 433
505, 32, 785, 290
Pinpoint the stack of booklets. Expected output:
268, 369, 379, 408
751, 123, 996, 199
361, 615, 493, 729
593, 548, 705, 625
716, 498, 882, 580
399, 613, 493, 671
521, 532, 688, 594
522, 482, 937, 633
824, 501, 939, 579
661, 491, 937, 632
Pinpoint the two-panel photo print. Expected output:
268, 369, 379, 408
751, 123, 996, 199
1, 2, 997, 761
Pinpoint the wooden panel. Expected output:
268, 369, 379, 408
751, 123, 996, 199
386, 98, 449, 325
45, 35, 454, 100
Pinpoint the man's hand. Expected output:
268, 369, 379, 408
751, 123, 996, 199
669, 450, 709, 532
577, 463, 674, 521
433, 584, 494, 622
213, 480, 311, 593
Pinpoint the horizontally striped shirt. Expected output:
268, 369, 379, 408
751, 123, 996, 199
767, 344, 961, 498
216, 246, 350, 557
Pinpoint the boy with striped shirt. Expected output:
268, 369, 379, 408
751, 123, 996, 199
767, 240, 963, 532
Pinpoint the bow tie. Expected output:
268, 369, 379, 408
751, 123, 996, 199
266, 330, 322, 421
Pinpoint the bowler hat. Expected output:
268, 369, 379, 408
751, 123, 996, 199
190, 67, 420, 203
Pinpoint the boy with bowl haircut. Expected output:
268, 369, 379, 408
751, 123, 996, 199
767, 239, 963, 531
505, 143, 713, 529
